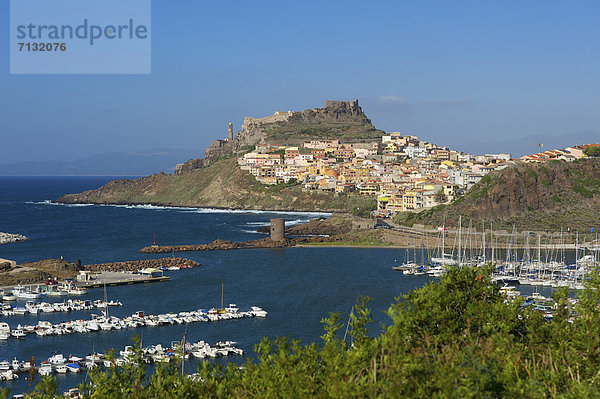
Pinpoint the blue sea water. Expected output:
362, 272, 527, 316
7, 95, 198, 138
0, 176, 443, 395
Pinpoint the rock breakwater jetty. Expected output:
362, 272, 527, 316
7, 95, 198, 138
85, 257, 200, 272
0, 232, 29, 245
139, 238, 294, 254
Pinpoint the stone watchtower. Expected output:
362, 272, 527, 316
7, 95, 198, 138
270, 218, 285, 242
228, 122, 234, 141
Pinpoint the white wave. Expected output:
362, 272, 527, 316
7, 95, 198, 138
285, 219, 311, 226
240, 229, 264, 234
246, 222, 270, 226
31, 201, 332, 217
182, 208, 331, 217
27, 200, 94, 207
107, 204, 190, 211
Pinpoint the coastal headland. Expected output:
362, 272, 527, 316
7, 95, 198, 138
54, 100, 600, 232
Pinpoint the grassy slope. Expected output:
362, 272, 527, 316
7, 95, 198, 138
394, 158, 600, 231
59, 157, 378, 212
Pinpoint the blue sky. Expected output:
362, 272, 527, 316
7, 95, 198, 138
1, 0, 599, 163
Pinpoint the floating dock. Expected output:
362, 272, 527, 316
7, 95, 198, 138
80, 273, 170, 288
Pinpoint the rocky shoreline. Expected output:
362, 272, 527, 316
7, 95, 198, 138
0, 232, 29, 244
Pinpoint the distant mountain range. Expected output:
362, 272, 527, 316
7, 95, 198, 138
454, 131, 599, 158
0, 148, 201, 176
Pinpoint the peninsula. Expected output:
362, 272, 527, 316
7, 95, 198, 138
56, 100, 600, 232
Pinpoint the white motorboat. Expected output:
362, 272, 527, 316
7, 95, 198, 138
68, 355, 84, 363
12, 286, 44, 299
0, 360, 10, 371
120, 346, 134, 358
250, 306, 268, 317
0, 322, 10, 333
49, 353, 66, 365
66, 363, 81, 373
11, 329, 26, 339
86, 321, 100, 332
68, 287, 87, 295
38, 362, 53, 376
426, 266, 447, 277
55, 364, 68, 374
2, 293, 16, 301
13, 306, 28, 315
1, 369, 17, 380
11, 358, 21, 371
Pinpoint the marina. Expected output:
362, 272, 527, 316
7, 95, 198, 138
0, 339, 244, 381
0, 298, 122, 317
392, 219, 600, 289
0, 303, 267, 340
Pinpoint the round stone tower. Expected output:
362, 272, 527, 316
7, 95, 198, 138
228, 122, 234, 141
270, 218, 285, 242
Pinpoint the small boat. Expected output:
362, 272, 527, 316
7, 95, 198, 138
12, 286, 44, 299
0, 360, 10, 371
66, 363, 81, 373
1, 369, 17, 380
11, 329, 26, 339
0, 332, 10, 340
2, 293, 16, 301
55, 364, 68, 374
49, 353, 66, 365
120, 346, 134, 358
67, 287, 87, 295
13, 306, 28, 315
12, 358, 21, 371
68, 355, 84, 363
250, 306, 268, 317
64, 387, 82, 398
38, 362, 53, 376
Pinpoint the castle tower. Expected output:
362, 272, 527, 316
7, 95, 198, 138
228, 122, 233, 141
270, 218, 285, 242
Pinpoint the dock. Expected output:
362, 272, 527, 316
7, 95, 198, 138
78, 271, 170, 288
0, 271, 169, 292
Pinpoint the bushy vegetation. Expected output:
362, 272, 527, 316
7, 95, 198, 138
13, 267, 600, 398
584, 146, 600, 157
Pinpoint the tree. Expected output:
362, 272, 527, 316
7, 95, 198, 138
434, 189, 447, 204
583, 146, 600, 157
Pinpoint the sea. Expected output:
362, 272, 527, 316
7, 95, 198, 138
0, 176, 556, 395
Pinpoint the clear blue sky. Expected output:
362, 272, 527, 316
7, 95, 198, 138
1, 0, 599, 163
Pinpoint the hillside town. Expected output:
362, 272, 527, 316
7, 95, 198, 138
237, 134, 600, 217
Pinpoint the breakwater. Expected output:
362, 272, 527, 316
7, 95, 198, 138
85, 257, 200, 272
139, 238, 293, 253
0, 232, 29, 245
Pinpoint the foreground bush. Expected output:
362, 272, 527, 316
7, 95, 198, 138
12, 266, 600, 398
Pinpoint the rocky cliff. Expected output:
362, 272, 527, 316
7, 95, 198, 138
394, 159, 600, 231
178, 99, 382, 172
